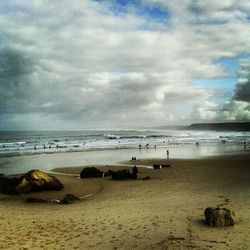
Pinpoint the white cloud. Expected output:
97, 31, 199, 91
0, 0, 250, 129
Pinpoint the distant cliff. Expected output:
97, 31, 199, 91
187, 122, 250, 131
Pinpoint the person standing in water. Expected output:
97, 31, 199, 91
167, 149, 169, 159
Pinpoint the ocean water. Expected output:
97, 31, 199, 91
0, 129, 249, 175
0, 129, 249, 156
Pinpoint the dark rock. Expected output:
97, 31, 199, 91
104, 170, 114, 177
23, 170, 64, 192
112, 166, 138, 180
142, 176, 151, 180
204, 207, 235, 227
60, 194, 80, 204
0, 176, 20, 195
15, 177, 31, 194
80, 167, 104, 178
26, 197, 49, 203
161, 164, 171, 168
153, 164, 161, 169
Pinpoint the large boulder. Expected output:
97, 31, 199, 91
111, 166, 138, 180
80, 167, 104, 178
23, 170, 63, 192
204, 207, 235, 227
0, 170, 63, 195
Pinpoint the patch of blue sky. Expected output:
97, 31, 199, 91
217, 58, 239, 73
192, 78, 237, 92
97, 0, 171, 23
0, 3, 35, 15
138, 5, 171, 21
193, 78, 235, 105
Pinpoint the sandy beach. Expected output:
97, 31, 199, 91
0, 153, 250, 249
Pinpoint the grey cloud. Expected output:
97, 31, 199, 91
234, 79, 250, 102
0, 48, 36, 113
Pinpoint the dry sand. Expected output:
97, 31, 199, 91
0, 153, 250, 249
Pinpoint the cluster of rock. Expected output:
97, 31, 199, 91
204, 207, 235, 227
110, 166, 138, 180
80, 166, 138, 180
0, 170, 63, 195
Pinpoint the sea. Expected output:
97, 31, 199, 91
0, 129, 249, 175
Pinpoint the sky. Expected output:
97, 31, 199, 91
0, 0, 250, 130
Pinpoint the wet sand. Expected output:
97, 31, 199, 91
0, 153, 250, 249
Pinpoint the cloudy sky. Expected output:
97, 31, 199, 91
0, 0, 250, 130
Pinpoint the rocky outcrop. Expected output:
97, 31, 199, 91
204, 207, 235, 227
0, 170, 63, 195
80, 167, 112, 178
80, 167, 104, 178
111, 166, 138, 180
23, 170, 63, 192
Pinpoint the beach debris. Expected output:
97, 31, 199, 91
111, 166, 138, 180
80, 167, 109, 178
142, 176, 151, 180
0, 170, 63, 195
60, 194, 80, 204
204, 207, 235, 227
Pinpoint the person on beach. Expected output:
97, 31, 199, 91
167, 149, 169, 159
139, 144, 141, 149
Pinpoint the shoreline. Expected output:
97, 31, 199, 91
1, 143, 249, 176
